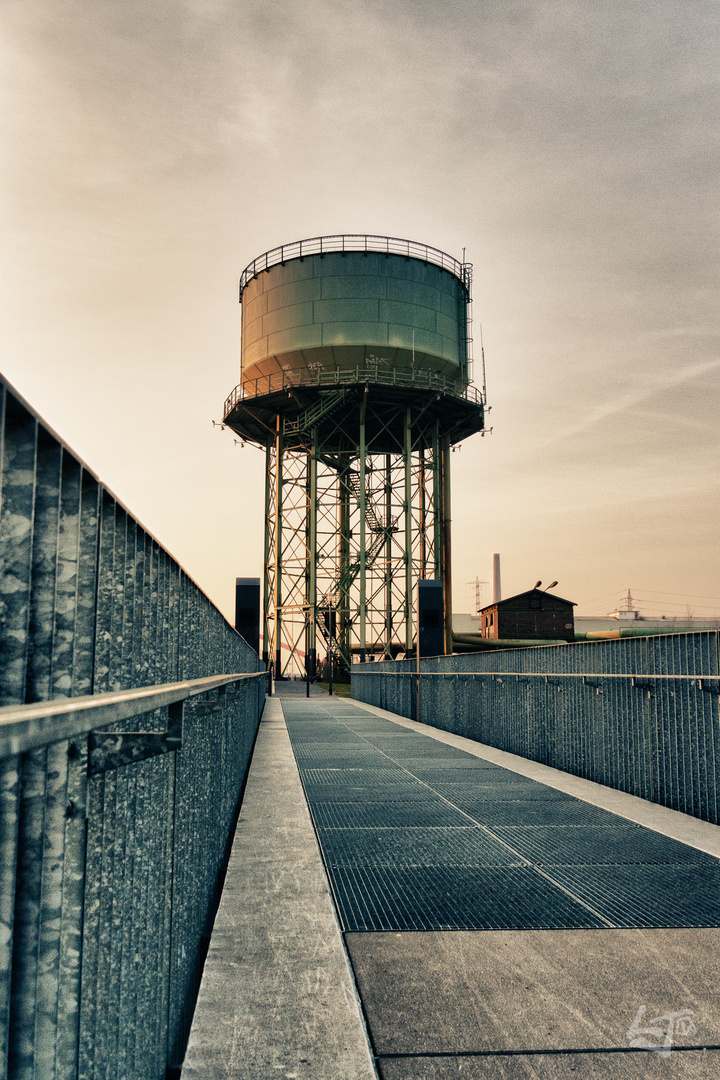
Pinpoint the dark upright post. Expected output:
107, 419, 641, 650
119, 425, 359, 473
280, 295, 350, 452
235, 577, 260, 656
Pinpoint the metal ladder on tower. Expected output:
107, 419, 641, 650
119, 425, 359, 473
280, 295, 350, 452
345, 470, 397, 536
329, 470, 399, 609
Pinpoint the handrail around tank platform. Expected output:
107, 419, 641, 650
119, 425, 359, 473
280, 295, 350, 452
239, 234, 472, 294
223, 366, 484, 420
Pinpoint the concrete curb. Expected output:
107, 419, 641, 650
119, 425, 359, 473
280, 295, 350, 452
182, 698, 378, 1079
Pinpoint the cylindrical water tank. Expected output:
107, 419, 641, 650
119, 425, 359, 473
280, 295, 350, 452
239, 237, 470, 388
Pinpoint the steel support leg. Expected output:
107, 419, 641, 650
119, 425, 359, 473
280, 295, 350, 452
338, 466, 351, 672
262, 436, 272, 672
442, 436, 452, 656
433, 420, 443, 582
419, 449, 426, 579
359, 393, 367, 663
404, 406, 413, 654
274, 415, 283, 678
384, 454, 392, 659
307, 438, 317, 679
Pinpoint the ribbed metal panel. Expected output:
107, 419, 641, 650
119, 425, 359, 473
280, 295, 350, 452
318, 827, 522, 867
300, 767, 414, 785
288, 700, 720, 935
490, 825, 720, 866
547, 864, 720, 927
311, 800, 470, 829
454, 800, 623, 826
304, 783, 450, 800
292, 752, 389, 768
0, 376, 265, 1080
436, 783, 574, 807
329, 865, 606, 931
396, 760, 503, 774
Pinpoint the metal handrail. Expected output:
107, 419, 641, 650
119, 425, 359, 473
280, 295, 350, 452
352, 670, 719, 681
0, 672, 265, 757
223, 366, 484, 419
239, 234, 471, 294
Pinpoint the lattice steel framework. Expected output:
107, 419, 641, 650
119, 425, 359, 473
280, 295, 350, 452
223, 235, 486, 679
261, 392, 451, 677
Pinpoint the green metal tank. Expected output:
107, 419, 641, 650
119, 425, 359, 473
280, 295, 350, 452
239, 236, 470, 391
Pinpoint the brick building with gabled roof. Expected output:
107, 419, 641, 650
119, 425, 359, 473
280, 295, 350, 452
479, 588, 576, 642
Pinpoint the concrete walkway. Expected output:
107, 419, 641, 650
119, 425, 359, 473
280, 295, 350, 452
184, 696, 720, 1078
181, 697, 376, 1080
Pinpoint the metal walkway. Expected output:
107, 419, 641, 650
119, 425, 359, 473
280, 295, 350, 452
283, 700, 720, 932
185, 696, 720, 1078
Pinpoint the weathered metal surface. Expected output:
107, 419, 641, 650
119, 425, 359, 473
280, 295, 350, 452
0, 392, 37, 707
0, 375, 266, 1079
0, 675, 247, 758
25, 429, 62, 704
0, 756, 20, 1067
0, 675, 265, 1080
88, 699, 184, 776
353, 631, 720, 825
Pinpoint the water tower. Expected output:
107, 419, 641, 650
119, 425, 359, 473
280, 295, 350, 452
222, 235, 486, 678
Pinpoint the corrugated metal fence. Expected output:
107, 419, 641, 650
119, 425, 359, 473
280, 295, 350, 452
352, 633, 720, 824
0, 377, 265, 1079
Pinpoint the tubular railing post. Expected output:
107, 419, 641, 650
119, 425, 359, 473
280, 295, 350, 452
53, 739, 89, 1077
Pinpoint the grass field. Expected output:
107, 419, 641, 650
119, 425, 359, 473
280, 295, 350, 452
314, 681, 352, 698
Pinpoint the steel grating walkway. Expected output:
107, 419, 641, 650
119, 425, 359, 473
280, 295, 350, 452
283, 699, 720, 932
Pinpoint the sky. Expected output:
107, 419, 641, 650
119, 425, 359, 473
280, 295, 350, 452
2, 0, 719, 625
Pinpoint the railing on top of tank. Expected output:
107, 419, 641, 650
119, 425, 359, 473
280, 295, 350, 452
223, 365, 484, 419
239, 235, 472, 294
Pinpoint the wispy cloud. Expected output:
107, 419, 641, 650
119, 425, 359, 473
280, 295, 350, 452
534, 358, 720, 449
2, 0, 719, 616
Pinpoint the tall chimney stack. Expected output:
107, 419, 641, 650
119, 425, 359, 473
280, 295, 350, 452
492, 553, 501, 604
